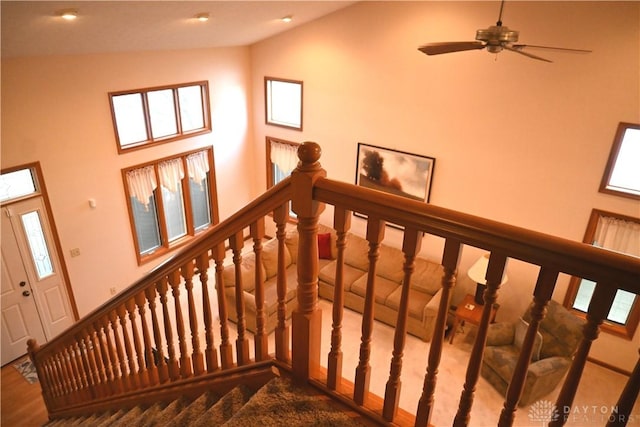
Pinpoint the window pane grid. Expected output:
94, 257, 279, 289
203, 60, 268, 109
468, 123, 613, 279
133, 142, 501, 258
111, 82, 210, 152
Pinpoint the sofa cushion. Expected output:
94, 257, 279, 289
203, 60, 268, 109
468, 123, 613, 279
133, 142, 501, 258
261, 237, 292, 279
222, 252, 265, 292
410, 259, 444, 295
284, 230, 298, 264
350, 274, 399, 304
236, 265, 298, 316
376, 244, 406, 283
343, 233, 371, 270
386, 287, 433, 320
514, 318, 543, 361
318, 261, 366, 292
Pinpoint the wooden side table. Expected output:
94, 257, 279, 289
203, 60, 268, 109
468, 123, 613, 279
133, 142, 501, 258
449, 294, 499, 344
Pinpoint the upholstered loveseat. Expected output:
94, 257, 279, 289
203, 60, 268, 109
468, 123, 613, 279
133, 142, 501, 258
222, 224, 445, 342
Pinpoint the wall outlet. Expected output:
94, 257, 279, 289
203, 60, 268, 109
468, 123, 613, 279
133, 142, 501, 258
70, 248, 81, 257
109, 287, 117, 295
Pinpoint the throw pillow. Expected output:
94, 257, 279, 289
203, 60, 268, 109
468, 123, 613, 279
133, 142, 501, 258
318, 233, 332, 259
514, 318, 543, 361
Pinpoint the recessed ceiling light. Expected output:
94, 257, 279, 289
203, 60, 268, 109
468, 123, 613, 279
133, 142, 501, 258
59, 9, 78, 20
281, 15, 293, 23
195, 13, 210, 22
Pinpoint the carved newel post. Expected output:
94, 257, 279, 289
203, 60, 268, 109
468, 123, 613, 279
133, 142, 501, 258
290, 142, 326, 380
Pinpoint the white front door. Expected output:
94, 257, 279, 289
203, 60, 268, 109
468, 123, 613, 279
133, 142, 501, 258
1, 197, 75, 365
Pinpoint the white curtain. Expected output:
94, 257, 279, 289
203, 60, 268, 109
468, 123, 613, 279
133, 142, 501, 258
270, 141, 298, 175
126, 166, 157, 209
593, 215, 640, 258
158, 158, 184, 192
186, 150, 209, 187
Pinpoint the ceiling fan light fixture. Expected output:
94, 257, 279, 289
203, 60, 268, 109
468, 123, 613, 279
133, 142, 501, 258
281, 15, 293, 23
195, 13, 210, 22
59, 9, 78, 21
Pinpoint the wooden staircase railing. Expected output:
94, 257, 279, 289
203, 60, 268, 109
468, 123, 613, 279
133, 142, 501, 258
29, 142, 640, 426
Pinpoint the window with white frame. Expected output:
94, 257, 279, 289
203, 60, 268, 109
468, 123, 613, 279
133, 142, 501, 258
266, 137, 299, 217
265, 77, 303, 130
110, 81, 211, 153
123, 149, 217, 264
599, 122, 640, 200
564, 209, 640, 339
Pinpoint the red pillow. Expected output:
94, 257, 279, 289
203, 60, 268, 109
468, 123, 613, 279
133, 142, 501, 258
317, 233, 332, 259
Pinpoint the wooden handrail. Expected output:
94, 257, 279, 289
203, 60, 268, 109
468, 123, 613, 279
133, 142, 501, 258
28, 141, 640, 426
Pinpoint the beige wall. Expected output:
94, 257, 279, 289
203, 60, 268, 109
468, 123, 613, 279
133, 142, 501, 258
1, 46, 256, 317
250, 2, 640, 370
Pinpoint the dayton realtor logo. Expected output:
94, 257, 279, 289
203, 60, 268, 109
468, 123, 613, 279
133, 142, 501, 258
529, 400, 638, 425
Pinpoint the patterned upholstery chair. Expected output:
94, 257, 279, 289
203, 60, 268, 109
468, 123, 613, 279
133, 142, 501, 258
481, 299, 585, 406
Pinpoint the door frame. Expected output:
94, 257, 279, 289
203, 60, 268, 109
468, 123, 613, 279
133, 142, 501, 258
1, 162, 79, 321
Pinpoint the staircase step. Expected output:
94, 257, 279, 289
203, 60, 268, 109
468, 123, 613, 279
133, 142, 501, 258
191, 384, 256, 427
109, 406, 143, 427
162, 391, 220, 427
139, 396, 189, 427
223, 377, 364, 426
94, 408, 126, 427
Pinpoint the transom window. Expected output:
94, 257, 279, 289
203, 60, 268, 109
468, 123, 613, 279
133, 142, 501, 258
599, 122, 640, 200
0, 167, 38, 202
564, 209, 640, 339
123, 148, 218, 265
110, 81, 211, 153
265, 77, 303, 130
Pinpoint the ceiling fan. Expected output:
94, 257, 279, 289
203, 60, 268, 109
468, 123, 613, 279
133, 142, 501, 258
418, 0, 591, 62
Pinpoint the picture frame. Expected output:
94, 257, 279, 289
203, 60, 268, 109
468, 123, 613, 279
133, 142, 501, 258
354, 143, 435, 221
264, 77, 303, 130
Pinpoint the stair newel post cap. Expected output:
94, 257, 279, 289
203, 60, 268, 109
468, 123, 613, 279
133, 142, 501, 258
291, 142, 326, 218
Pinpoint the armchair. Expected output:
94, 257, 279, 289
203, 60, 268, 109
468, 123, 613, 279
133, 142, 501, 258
481, 299, 585, 406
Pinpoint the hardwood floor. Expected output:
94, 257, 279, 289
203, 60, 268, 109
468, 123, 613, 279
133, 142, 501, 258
1, 357, 48, 426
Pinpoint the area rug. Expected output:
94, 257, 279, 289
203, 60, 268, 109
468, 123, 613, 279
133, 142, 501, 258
12, 357, 38, 384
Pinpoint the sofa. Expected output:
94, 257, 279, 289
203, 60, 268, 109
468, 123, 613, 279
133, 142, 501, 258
222, 224, 445, 342
480, 299, 585, 406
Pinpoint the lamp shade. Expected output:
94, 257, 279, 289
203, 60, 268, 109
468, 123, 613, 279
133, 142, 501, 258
467, 253, 508, 285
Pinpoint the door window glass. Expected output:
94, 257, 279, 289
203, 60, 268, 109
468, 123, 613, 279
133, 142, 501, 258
20, 211, 54, 279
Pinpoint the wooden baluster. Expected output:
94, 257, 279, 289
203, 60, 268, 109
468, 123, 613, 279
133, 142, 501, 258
196, 252, 218, 372
116, 306, 139, 390
415, 238, 462, 427
230, 231, 250, 366
125, 298, 149, 387
168, 270, 192, 378
84, 329, 103, 398
108, 311, 131, 392
90, 325, 109, 396
182, 260, 205, 375
273, 204, 291, 362
69, 341, 90, 401
62, 346, 79, 403
46, 356, 62, 403
157, 278, 180, 380
551, 282, 617, 427
212, 242, 234, 369
43, 358, 59, 408
327, 207, 351, 390
55, 352, 71, 404
77, 333, 98, 399
607, 349, 640, 427
354, 218, 385, 406
101, 317, 123, 394
251, 219, 268, 361
146, 286, 169, 383
454, 252, 508, 427
383, 227, 422, 421
135, 292, 159, 385
498, 268, 557, 427
290, 142, 326, 380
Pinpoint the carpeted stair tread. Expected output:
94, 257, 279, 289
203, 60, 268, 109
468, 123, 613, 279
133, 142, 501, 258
109, 405, 144, 427
162, 391, 221, 427
95, 408, 127, 427
136, 401, 168, 427
191, 384, 256, 427
139, 396, 189, 427
223, 377, 364, 426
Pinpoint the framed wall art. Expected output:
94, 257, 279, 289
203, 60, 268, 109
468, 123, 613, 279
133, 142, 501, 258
355, 143, 435, 204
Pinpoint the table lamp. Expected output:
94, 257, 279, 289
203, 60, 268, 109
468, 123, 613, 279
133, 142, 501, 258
467, 253, 508, 305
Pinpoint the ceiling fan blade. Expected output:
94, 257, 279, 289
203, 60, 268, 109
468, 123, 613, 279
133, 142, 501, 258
418, 41, 485, 55
512, 44, 592, 53
504, 45, 552, 62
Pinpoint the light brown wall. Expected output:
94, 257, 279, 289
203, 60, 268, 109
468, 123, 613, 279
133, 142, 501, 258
249, 1, 640, 370
1, 46, 255, 316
